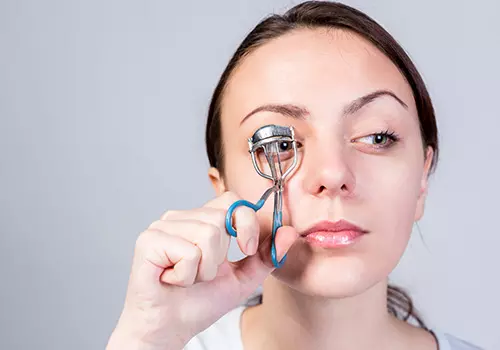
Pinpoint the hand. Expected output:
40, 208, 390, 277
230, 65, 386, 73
107, 191, 299, 350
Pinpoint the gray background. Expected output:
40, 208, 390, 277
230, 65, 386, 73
1, 0, 498, 349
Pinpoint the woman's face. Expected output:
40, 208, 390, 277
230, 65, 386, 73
211, 29, 433, 298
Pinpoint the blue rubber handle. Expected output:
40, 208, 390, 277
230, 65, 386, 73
271, 210, 287, 268
225, 199, 265, 237
225, 198, 286, 268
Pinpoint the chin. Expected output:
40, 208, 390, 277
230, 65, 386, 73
271, 239, 399, 299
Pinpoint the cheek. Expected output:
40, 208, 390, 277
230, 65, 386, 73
283, 149, 423, 236
364, 159, 421, 212
354, 155, 423, 247
350, 153, 424, 276
368, 149, 423, 217
361, 161, 420, 259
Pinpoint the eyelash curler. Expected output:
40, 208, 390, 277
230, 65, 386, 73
225, 124, 299, 268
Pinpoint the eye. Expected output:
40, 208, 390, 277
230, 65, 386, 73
278, 141, 292, 152
372, 134, 389, 145
355, 130, 400, 148
278, 140, 304, 153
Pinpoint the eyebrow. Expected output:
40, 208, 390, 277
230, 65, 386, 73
342, 89, 408, 116
240, 104, 309, 125
239, 89, 408, 125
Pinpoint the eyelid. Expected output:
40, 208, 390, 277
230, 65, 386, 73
351, 130, 400, 150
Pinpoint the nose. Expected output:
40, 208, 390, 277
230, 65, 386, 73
301, 139, 356, 198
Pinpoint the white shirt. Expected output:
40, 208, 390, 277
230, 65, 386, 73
184, 306, 483, 350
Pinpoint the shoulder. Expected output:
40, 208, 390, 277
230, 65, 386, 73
183, 306, 245, 350
432, 330, 484, 350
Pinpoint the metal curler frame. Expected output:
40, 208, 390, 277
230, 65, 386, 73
248, 124, 298, 267
225, 124, 299, 268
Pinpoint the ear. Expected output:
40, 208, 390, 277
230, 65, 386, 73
414, 146, 434, 221
208, 167, 227, 196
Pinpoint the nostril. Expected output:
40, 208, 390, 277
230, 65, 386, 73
319, 184, 347, 193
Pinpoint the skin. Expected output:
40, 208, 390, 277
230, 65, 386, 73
208, 28, 436, 350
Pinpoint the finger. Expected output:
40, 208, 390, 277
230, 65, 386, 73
231, 204, 260, 256
204, 191, 242, 210
159, 208, 232, 266
160, 207, 226, 229
204, 191, 260, 256
159, 241, 201, 287
231, 225, 299, 291
148, 219, 226, 282
157, 207, 230, 260
159, 192, 239, 221
133, 229, 201, 287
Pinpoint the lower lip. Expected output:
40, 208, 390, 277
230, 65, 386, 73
303, 230, 365, 248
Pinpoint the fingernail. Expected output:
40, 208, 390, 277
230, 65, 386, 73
246, 237, 257, 255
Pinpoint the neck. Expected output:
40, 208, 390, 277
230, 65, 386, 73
243, 276, 403, 350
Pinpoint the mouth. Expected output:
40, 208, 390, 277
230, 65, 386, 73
300, 219, 369, 248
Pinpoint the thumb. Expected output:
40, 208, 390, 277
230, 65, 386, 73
231, 225, 299, 293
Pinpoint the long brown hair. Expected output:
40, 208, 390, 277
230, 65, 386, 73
204, 1, 439, 329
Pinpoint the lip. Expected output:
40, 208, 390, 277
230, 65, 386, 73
301, 219, 369, 248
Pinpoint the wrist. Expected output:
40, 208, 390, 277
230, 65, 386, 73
107, 317, 188, 350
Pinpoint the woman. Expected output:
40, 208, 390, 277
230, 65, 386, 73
107, 2, 481, 349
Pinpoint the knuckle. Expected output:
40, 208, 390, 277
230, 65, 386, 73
134, 230, 154, 253
185, 245, 201, 262
160, 209, 177, 220
202, 225, 224, 255
209, 208, 226, 223
196, 207, 226, 226
203, 223, 221, 244
148, 220, 164, 230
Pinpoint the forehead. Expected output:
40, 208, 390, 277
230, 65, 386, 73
222, 28, 416, 122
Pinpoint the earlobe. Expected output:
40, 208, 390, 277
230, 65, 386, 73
414, 146, 434, 221
208, 167, 227, 196
421, 146, 434, 192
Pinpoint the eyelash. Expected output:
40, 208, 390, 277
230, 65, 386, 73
260, 129, 400, 155
356, 129, 401, 148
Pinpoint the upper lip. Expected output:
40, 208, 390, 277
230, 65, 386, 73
300, 219, 369, 236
